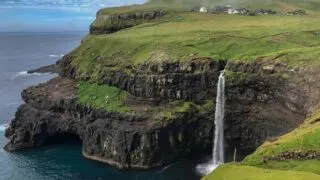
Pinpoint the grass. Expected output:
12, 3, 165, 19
159, 100, 214, 121
260, 160, 320, 175
202, 164, 320, 180
70, 11, 320, 79
76, 81, 214, 118
147, 0, 320, 14
76, 81, 129, 113
243, 110, 320, 165
159, 101, 195, 120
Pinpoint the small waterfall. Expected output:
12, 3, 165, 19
196, 70, 226, 175
212, 71, 225, 166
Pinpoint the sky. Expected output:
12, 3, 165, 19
0, 0, 146, 32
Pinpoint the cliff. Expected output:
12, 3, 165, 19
5, 60, 223, 169
4, 2, 320, 173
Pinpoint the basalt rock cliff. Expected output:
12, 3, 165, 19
5, 59, 224, 169
5, 55, 319, 168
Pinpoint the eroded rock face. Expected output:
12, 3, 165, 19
59, 56, 227, 101
90, 9, 168, 35
5, 58, 320, 169
224, 61, 320, 155
4, 77, 214, 169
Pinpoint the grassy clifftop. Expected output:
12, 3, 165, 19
203, 164, 320, 180
147, 0, 320, 13
73, 11, 320, 78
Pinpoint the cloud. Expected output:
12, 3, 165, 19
0, 0, 146, 12
44, 16, 95, 22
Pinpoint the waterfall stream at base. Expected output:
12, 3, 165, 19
196, 71, 226, 175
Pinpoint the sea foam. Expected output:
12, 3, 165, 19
11, 71, 42, 79
0, 124, 8, 132
49, 54, 64, 58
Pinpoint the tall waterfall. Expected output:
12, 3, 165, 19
213, 71, 225, 166
196, 70, 225, 175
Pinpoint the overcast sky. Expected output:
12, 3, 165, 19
0, 0, 146, 32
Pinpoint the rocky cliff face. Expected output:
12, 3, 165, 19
90, 9, 168, 34
5, 54, 320, 169
4, 59, 222, 169
225, 60, 320, 155
59, 56, 227, 101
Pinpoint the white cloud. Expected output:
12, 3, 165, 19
0, 0, 146, 11
0, 0, 147, 13
44, 16, 95, 22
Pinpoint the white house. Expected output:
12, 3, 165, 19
228, 8, 240, 14
200, 7, 208, 13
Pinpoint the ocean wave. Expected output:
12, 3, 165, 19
0, 124, 8, 132
10, 71, 42, 79
17, 71, 28, 76
49, 54, 64, 58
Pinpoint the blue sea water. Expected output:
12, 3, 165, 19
0, 32, 201, 180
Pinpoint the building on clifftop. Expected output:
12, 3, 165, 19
200, 7, 208, 13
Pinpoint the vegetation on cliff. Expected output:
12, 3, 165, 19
76, 81, 214, 121
71, 2, 320, 174
203, 164, 320, 180
77, 81, 129, 113
69, 0, 320, 80
244, 109, 320, 165
204, 109, 320, 179
147, 0, 320, 14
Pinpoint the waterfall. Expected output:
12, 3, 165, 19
212, 71, 225, 166
196, 70, 226, 175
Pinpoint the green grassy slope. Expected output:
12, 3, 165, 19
76, 81, 214, 119
244, 110, 320, 165
230, 109, 320, 175
72, 12, 320, 78
202, 109, 320, 179
147, 0, 320, 13
77, 81, 129, 113
70, 0, 320, 79
260, 160, 320, 175
203, 164, 320, 180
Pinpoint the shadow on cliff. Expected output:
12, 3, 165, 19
42, 132, 82, 146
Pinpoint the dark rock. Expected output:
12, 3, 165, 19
58, 56, 227, 101
255, 9, 277, 15
27, 64, 58, 74
265, 150, 320, 162
287, 9, 307, 16
4, 77, 215, 169
90, 9, 168, 35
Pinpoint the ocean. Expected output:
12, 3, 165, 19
0, 32, 201, 180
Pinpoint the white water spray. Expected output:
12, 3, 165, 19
196, 70, 226, 175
